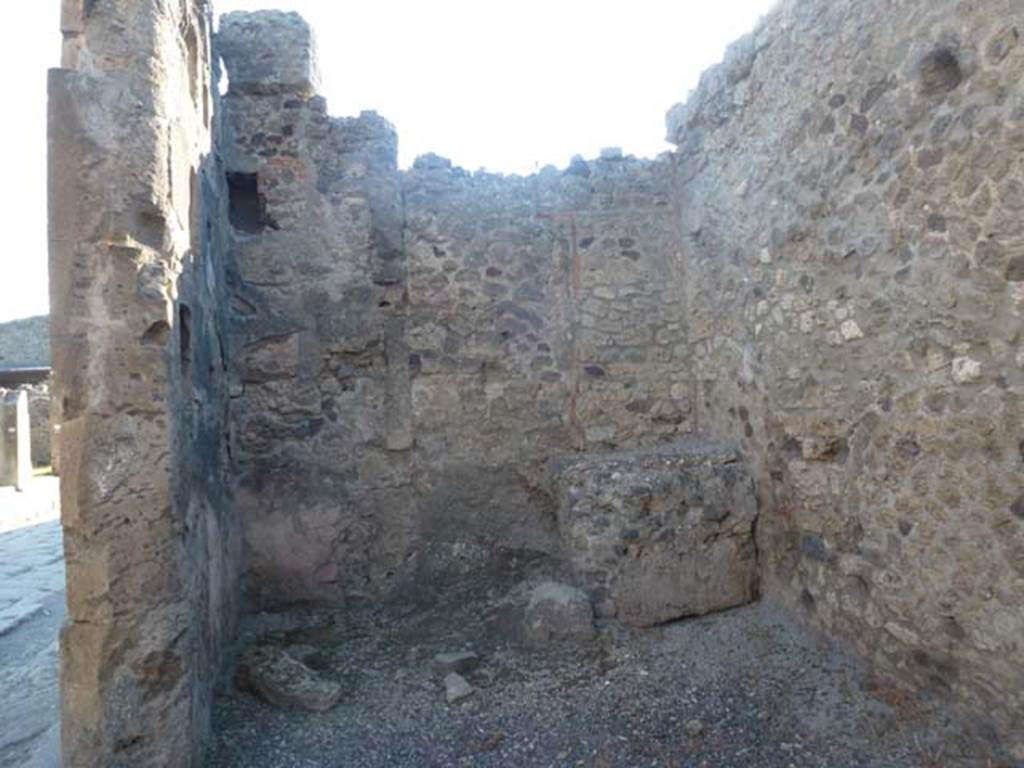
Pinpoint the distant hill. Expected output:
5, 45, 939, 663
0, 316, 50, 369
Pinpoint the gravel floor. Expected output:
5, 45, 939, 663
208, 565, 1005, 768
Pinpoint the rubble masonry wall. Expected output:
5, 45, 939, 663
49, 1, 239, 765
670, 0, 1024, 751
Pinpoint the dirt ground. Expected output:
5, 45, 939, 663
207, 559, 1006, 768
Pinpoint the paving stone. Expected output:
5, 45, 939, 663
0, 598, 44, 637
0, 478, 63, 768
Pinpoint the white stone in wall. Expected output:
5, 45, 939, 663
951, 356, 982, 384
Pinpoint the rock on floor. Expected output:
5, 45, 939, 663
236, 644, 342, 713
431, 650, 480, 675
522, 581, 595, 646
443, 673, 475, 704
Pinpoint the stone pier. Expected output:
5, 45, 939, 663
0, 390, 31, 492
48, 1, 237, 766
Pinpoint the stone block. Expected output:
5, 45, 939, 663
555, 439, 758, 627
522, 581, 596, 645
236, 643, 342, 712
0, 390, 31, 491
218, 11, 320, 97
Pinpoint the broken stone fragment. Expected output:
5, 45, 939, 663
444, 672, 475, 703
431, 650, 481, 675
684, 719, 705, 738
236, 644, 342, 712
522, 581, 596, 645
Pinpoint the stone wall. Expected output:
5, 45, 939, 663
216, 8, 1024, 751
218, 12, 414, 606
402, 154, 688, 589
0, 311, 55, 470
48, 1, 237, 766
218, 13, 693, 608
46, 0, 1024, 762
667, 0, 1024, 754
25, 384, 51, 468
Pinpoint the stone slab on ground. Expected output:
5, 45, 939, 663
0, 490, 63, 639
555, 439, 759, 627
236, 644, 343, 713
0, 598, 45, 638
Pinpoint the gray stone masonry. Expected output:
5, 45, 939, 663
556, 440, 758, 627
218, 12, 688, 611
49, 0, 237, 766
218, 11, 320, 97
0, 384, 52, 469
666, 0, 1024, 755
44, 0, 1024, 764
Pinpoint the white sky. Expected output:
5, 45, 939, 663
0, 0, 775, 324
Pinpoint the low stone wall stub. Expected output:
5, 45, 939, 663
555, 439, 759, 627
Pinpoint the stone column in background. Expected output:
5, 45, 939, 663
26, 384, 51, 469
0, 390, 31, 491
